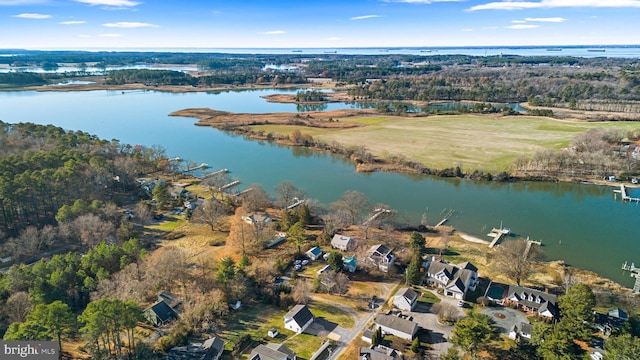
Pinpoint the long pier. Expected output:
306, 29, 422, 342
434, 209, 454, 228
622, 261, 640, 293
614, 185, 640, 203
220, 180, 240, 191
198, 168, 228, 180
286, 198, 306, 210
184, 163, 209, 173
362, 208, 394, 226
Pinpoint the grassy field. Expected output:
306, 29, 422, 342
252, 115, 640, 172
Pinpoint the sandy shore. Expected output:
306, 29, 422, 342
457, 231, 491, 245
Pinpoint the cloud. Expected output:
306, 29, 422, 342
350, 15, 382, 20
75, 0, 139, 7
506, 24, 541, 29
11, 13, 51, 19
0, 0, 47, 5
461, 28, 473, 31
99, 33, 122, 37
512, 20, 527, 23
260, 30, 286, 35
469, 0, 640, 11
325, 37, 343, 41
102, 22, 158, 28
384, 0, 464, 3
59, 20, 86, 25
525, 17, 567, 22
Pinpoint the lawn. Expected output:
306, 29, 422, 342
253, 114, 640, 172
413, 287, 441, 304
309, 301, 355, 329
146, 214, 186, 231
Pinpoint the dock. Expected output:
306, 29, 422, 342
184, 163, 209, 173
622, 261, 640, 293
362, 208, 395, 226
488, 227, 510, 248
198, 168, 228, 180
434, 209, 454, 228
614, 185, 640, 203
523, 237, 542, 259
286, 198, 306, 210
219, 179, 240, 191
233, 188, 253, 197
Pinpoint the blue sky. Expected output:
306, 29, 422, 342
1, 0, 639, 49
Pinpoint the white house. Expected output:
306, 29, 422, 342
508, 322, 533, 340
305, 246, 323, 261
423, 259, 478, 300
366, 244, 395, 272
284, 304, 314, 333
242, 213, 273, 226
393, 287, 418, 311
331, 234, 355, 251
374, 314, 418, 341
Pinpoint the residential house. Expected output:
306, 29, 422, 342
374, 314, 419, 340
487, 283, 558, 319
243, 213, 273, 226
423, 258, 479, 300
508, 322, 533, 341
594, 308, 628, 334
305, 246, 323, 261
169, 184, 191, 199
344, 256, 357, 273
184, 198, 204, 211
284, 304, 314, 333
366, 244, 395, 273
144, 299, 178, 326
167, 336, 224, 360
359, 345, 402, 360
393, 287, 418, 311
250, 343, 296, 360
331, 234, 355, 251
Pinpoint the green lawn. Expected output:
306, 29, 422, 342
146, 214, 186, 231
413, 287, 441, 304
253, 114, 640, 172
309, 301, 355, 329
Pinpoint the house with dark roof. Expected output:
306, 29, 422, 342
167, 336, 224, 360
594, 308, 629, 334
331, 234, 355, 251
487, 283, 558, 319
374, 314, 419, 340
393, 287, 418, 311
250, 343, 296, 360
144, 299, 178, 326
423, 258, 478, 300
284, 304, 314, 333
366, 244, 395, 272
359, 345, 402, 360
508, 322, 533, 341
305, 246, 323, 261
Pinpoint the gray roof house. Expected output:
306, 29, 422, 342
243, 213, 273, 226
423, 258, 478, 300
594, 308, 629, 334
487, 283, 558, 319
167, 336, 224, 360
359, 345, 402, 360
374, 314, 419, 340
331, 234, 355, 251
508, 322, 533, 341
144, 299, 178, 326
250, 343, 296, 360
284, 304, 314, 333
393, 287, 418, 311
366, 244, 395, 273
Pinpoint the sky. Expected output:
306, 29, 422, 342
1, 0, 640, 50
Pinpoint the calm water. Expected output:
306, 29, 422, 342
0, 89, 639, 287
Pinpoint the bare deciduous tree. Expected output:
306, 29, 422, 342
274, 181, 305, 210
493, 239, 541, 286
192, 198, 229, 231
241, 184, 272, 213
292, 278, 311, 304
331, 190, 370, 225
4, 291, 32, 323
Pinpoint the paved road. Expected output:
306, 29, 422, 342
326, 282, 398, 360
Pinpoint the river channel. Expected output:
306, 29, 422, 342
0, 89, 638, 287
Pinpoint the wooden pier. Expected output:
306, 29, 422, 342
523, 237, 542, 259
234, 188, 253, 197
198, 168, 228, 180
614, 185, 640, 203
622, 261, 640, 293
488, 227, 510, 248
286, 198, 306, 210
434, 209, 454, 228
184, 163, 209, 172
362, 208, 395, 226
220, 180, 240, 191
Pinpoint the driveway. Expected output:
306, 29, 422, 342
481, 307, 529, 334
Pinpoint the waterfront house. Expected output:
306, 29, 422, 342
594, 308, 628, 334
374, 314, 419, 340
243, 213, 273, 226
366, 244, 395, 272
487, 283, 558, 319
331, 234, 355, 251
250, 343, 296, 360
305, 246, 323, 261
423, 258, 478, 300
393, 287, 418, 311
167, 336, 224, 360
284, 304, 314, 333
